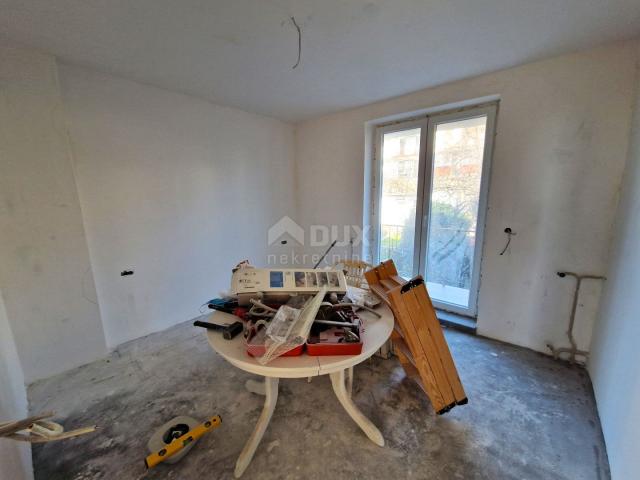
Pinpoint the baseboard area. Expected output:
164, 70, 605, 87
437, 310, 477, 334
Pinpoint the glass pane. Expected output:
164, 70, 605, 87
378, 128, 420, 278
425, 116, 487, 308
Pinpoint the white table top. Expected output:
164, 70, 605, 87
205, 304, 394, 378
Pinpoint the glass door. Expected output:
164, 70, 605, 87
376, 120, 427, 279
419, 107, 495, 316
374, 104, 496, 317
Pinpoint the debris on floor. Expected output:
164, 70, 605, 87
0, 411, 96, 443
27, 321, 609, 480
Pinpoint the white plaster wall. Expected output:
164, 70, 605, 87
0, 45, 107, 383
589, 44, 640, 480
294, 40, 638, 354
59, 64, 296, 348
0, 290, 33, 480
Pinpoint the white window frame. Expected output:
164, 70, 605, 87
372, 118, 428, 277
370, 102, 497, 318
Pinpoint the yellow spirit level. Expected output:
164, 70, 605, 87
144, 415, 221, 469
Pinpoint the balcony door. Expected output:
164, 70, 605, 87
373, 104, 496, 317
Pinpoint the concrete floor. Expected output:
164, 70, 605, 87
28, 322, 609, 480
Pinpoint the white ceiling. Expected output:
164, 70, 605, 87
1, 0, 639, 122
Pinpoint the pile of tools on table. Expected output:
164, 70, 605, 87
195, 259, 467, 414
195, 263, 381, 363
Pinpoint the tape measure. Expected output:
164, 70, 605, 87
145, 415, 221, 469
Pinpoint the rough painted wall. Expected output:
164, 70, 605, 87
589, 44, 640, 480
0, 290, 32, 480
294, 40, 638, 354
59, 64, 297, 348
0, 45, 107, 382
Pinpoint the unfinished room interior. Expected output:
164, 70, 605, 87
1, 1, 639, 479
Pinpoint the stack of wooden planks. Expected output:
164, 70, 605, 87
365, 260, 467, 414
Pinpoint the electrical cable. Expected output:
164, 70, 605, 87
290, 16, 301, 69
499, 227, 516, 255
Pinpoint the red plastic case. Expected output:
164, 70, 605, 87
245, 330, 305, 357
246, 343, 304, 357
306, 321, 363, 356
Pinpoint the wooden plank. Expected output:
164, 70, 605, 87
363, 268, 380, 287
412, 283, 467, 404
365, 259, 466, 412
388, 287, 448, 412
395, 284, 457, 408
364, 261, 402, 288
369, 284, 392, 307
390, 332, 416, 368
394, 346, 428, 396
380, 278, 402, 291
0, 412, 54, 437
365, 264, 405, 310
381, 259, 398, 277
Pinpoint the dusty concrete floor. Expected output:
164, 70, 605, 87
29, 322, 609, 480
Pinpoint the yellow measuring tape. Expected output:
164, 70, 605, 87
145, 415, 221, 469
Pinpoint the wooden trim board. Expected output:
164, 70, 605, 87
365, 260, 467, 414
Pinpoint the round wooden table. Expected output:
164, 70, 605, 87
205, 304, 394, 477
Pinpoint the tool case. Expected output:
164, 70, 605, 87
245, 329, 305, 357
306, 318, 363, 356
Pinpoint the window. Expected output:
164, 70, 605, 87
372, 104, 496, 317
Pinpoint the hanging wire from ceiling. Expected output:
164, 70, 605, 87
290, 16, 302, 69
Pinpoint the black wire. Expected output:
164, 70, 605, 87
291, 17, 301, 69
499, 236, 512, 255
313, 240, 337, 268
500, 228, 515, 255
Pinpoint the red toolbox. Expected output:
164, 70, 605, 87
245, 329, 304, 358
306, 320, 363, 356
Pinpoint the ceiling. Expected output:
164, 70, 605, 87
1, 1, 639, 122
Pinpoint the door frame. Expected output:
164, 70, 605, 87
371, 102, 497, 318
418, 105, 497, 317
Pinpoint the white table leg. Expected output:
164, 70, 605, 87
347, 366, 354, 398
235, 377, 279, 478
330, 369, 384, 447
